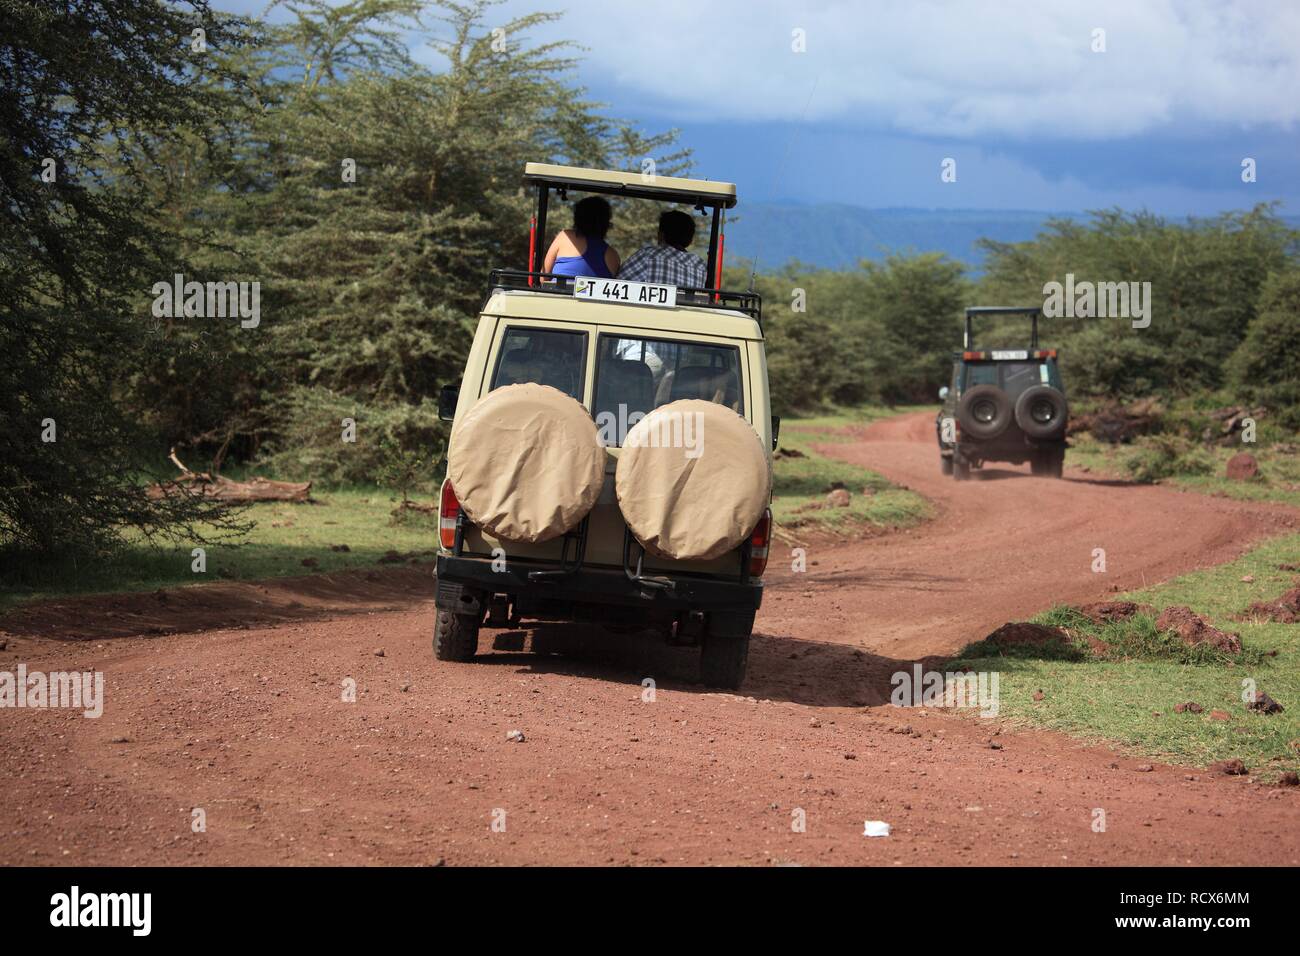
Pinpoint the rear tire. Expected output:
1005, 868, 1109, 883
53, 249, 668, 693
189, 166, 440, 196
953, 453, 971, 481
433, 608, 480, 661
940, 455, 954, 476
700, 610, 753, 689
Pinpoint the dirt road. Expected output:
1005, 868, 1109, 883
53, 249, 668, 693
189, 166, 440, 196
2, 413, 1297, 866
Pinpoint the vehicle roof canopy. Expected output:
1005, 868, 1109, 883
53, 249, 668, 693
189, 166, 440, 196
963, 305, 1044, 349
523, 162, 737, 209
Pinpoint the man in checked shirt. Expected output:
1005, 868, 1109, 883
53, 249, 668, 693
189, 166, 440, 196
618, 210, 708, 289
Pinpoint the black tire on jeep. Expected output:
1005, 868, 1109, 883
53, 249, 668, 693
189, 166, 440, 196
952, 452, 971, 481
957, 384, 1013, 441
1014, 385, 1068, 440
700, 609, 754, 689
433, 608, 480, 661
940, 455, 954, 476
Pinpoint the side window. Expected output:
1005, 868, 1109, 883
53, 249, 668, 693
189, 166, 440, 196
491, 327, 586, 400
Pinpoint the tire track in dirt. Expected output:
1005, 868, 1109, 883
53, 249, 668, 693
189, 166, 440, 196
1, 413, 1297, 866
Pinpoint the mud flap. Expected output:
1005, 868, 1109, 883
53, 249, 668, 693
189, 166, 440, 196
435, 579, 483, 616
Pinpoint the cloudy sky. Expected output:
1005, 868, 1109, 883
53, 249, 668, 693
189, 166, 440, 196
220, 0, 1300, 215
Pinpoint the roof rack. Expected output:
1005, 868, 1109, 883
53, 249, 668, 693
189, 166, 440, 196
485, 269, 763, 327
522, 163, 736, 208
964, 305, 1042, 349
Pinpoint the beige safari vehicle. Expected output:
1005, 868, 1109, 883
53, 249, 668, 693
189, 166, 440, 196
433, 163, 775, 688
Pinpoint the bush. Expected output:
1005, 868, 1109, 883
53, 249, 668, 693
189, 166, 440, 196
255, 386, 446, 487
1121, 434, 1215, 483
1227, 268, 1300, 430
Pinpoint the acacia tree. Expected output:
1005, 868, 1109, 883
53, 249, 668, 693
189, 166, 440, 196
0, 0, 254, 560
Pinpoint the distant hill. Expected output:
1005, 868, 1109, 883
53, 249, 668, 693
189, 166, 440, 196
719, 203, 1072, 272
721, 203, 1300, 273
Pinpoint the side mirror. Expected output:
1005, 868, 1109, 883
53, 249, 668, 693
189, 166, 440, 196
938, 387, 949, 401
771, 415, 781, 451
438, 383, 461, 422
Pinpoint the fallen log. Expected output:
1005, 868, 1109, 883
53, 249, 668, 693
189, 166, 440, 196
148, 448, 312, 503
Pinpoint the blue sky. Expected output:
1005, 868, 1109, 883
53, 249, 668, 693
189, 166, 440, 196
219, 0, 1300, 216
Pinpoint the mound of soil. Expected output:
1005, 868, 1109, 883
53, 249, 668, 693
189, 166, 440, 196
1247, 692, 1284, 715
981, 622, 1069, 650
1155, 606, 1243, 654
1225, 453, 1260, 482
1073, 601, 1154, 624
1239, 581, 1300, 624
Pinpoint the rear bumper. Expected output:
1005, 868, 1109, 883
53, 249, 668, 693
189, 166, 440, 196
436, 553, 763, 614
948, 423, 1067, 460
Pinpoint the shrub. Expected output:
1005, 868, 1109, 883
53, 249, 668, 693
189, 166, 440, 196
1121, 434, 1215, 483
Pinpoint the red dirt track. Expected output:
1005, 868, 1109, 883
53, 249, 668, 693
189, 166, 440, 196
2, 413, 1297, 866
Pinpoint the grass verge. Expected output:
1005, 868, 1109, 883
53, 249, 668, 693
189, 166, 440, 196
0, 489, 435, 613
772, 408, 931, 541
950, 532, 1300, 779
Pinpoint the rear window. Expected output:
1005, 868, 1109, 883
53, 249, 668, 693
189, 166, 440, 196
491, 327, 586, 400
964, 360, 1060, 393
593, 335, 742, 446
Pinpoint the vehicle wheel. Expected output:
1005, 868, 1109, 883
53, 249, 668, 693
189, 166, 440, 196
957, 385, 1013, 440
700, 610, 753, 689
1014, 386, 1068, 440
940, 455, 954, 476
953, 453, 971, 481
433, 608, 480, 661
1030, 453, 1051, 476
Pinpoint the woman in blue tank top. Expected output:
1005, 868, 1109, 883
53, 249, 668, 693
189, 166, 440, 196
544, 196, 621, 279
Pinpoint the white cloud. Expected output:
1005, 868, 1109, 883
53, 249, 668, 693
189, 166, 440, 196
479, 0, 1300, 139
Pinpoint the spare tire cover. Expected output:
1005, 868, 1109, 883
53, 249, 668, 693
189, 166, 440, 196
616, 399, 771, 562
1014, 385, 1068, 439
957, 384, 1013, 440
447, 383, 605, 544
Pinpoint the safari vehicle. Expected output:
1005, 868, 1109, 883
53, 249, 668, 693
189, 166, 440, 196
432, 163, 774, 689
936, 306, 1068, 480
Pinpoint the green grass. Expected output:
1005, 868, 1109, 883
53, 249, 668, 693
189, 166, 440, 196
950, 533, 1300, 779
1068, 432, 1300, 508
771, 408, 931, 541
0, 488, 437, 612
776, 403, 931, 437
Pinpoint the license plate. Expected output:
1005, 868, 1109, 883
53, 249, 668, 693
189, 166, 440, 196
990, 349, 1028, 360
573, 277, 676, 308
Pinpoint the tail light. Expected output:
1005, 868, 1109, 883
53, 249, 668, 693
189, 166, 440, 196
439, 480, 460, 551
747, 508, 772, 578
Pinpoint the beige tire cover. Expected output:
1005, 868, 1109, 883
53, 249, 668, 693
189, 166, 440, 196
448, 383, 605, 544
616, 399, 771, 561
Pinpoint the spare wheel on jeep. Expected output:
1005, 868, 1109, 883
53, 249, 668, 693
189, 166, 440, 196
957, 384, 1013, 440
447, 382, 605, 543
1014, 385, 1068, 440
616, 399, 771, 562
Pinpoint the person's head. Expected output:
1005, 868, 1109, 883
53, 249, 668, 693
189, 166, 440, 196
657, 209, 695, 251
572, 196, 612, 240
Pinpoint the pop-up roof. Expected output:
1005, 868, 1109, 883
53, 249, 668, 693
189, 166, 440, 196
523, 162, 737, 209
963, 306, 1044, 350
